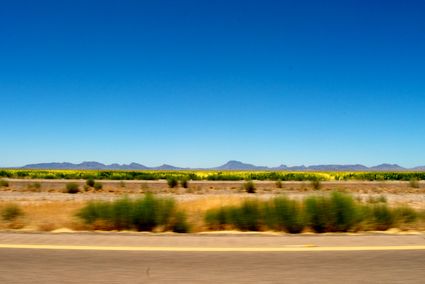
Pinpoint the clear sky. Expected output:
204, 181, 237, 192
1, 0, 425, 168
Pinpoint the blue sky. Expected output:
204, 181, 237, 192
1, 0, 425, 167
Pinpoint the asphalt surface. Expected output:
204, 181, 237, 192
0, 233, 424, 283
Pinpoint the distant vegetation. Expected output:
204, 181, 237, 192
1, 169, 425, 181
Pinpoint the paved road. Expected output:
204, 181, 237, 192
0, 233, 424, 283
1, 249, 424, 283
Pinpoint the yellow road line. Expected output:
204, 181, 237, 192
0, 244, 424, 252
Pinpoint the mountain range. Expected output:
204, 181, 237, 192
15, 160, 425, 171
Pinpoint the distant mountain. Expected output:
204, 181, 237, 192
305, 164, 370, 171
369, 164, 406, 171
214, 160, 269, 170
412, 166, 425, 171
22, 161, 149, 170
152, 164, 185, 170
17, 160, 422, 171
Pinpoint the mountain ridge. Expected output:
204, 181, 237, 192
15, 160, 425, 171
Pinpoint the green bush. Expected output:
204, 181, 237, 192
205, 207, 232, 230
409, 178, 420, 188
394, 206, 417, 224
230, 200, 262, 231
275, 180, 282, 188
93, 182, 103, 190
304, 192, 359, 232
86, 178, 95, 187
65, 183, 80, 194
180, 178, 189, 188
204, 193, 421, 233
369, 204, 395, 230
172, 211, 190, 233
76, 201, 112, 224
77, 194, 179, 232
243, 181, 256, 194
0, 179, 9, 187
167, 177, 178, 188
265, 197, 305, 233
1, 204, 24, 221
304, 195, 332, 233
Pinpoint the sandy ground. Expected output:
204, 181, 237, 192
0, 179, 424, 208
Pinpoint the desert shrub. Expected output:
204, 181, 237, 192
275, 180, 282, 188
304, 192, 359, 232
228, 200, 262, 231
77, 194, 178, 232
203, 193, 421, 233
409, 178, 420, 188
310, 179, 322, 190
329, 191, 358, 231
65, 183, 80, 194
167, 177, 178, 188
394, 206, 417, 224
93, 182, 103, 190
180, 178, 189, 188
86, 178, 95, 187
369, 204, 395, 230
304, 195, 332, 232
1, 204, 24, 221
77, 201, 112, 224
204, 207, 232, 230
205, 200, 262, 231
172, 211, 190, 233
243, 181, 256, 194
0, 179, 9, 187
265, 197, 305, 233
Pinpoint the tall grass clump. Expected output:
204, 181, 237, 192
77, 194, 187, 232
304, 192, 358, 232
275, 180, 283, 188
167, 177, 178, 188
0, 179, 9, 187
205, 199, 262, 231
368, 204, 395, 230
230, 199, 262, 230
180, 177, 189, 188
86, 178, 95, 187
65, 183, 80, 194
1, 204, 24, 221
93, 182, 103, 190
264, 197, 305, 233
172, 211, 190, 233
409, 178, 420, 188
204, 207, 232, 230
243, 181, 256, 194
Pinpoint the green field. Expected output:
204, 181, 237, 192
1, 169, 425, 181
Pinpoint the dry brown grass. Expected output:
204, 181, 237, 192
178, 195, 258, 231
1, 192, 424, 232
0, 201, 84, 231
